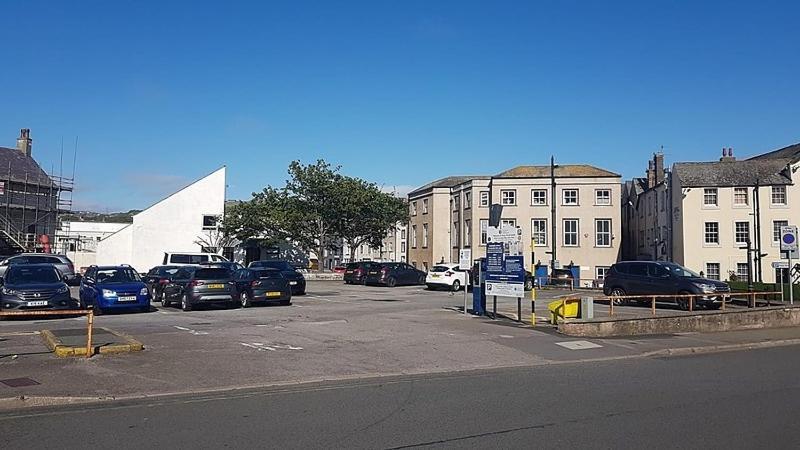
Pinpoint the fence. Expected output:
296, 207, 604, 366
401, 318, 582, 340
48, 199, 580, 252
0, 308, 95, 358
534, 276, 604, 290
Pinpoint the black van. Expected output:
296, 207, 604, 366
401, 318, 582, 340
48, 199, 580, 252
602, 261, 730, 310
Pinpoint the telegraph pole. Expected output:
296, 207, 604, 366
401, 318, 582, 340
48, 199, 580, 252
550, 156, 557, 271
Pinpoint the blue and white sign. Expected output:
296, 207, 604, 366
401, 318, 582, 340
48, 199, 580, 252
781, 226, 798, 252
485, 226, 525, 298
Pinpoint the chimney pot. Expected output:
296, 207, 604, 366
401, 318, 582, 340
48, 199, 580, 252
16, 128, 32, 157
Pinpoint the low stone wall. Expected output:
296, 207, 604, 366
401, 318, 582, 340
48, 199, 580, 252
559, 306, 800, 337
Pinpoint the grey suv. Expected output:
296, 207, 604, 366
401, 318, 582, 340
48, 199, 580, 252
0, 254, 78, 285
602, 261, 730, 310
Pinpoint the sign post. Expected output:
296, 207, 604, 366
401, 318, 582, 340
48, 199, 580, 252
485, 225, 525, 321
781, 226, 798, 305
459, 249, 472, 316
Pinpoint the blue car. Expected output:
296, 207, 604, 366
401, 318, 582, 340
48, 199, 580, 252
79, 265, 151, 314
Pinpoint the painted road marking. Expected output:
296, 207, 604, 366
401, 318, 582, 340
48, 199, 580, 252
556, 340, 602, 350
302, 320, 348, 325
240, 342, 303, 352
173, 325, 209, 336
498, 335, 514, 339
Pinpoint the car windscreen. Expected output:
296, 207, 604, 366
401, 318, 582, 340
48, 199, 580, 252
194, 268, 231, 279
430, 266, 454, 273
6, 266, 61, 284
252, 270, 283, 279
96, 268, 141, 283
661, 263, 700, 278
253, 261, 294, 271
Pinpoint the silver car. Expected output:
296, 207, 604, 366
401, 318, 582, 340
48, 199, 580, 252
0, 253, 78, 285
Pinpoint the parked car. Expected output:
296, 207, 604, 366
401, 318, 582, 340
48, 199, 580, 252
247, 260, 306, 295
364, 262, 426, 287
142, 265, 182, 301
233, 268, 291, 307
332, 265, 347, 274
199, 261, 244, 271
343, 261, 375, 284
162, 266, 237, 311
602, 261, 731, 310
0, 263, 77, 312
549, 268, 575, 287
425, 263, 468, 291
79, 265, 151, 314
162, 252, 229, 266
0, 253, 78, 285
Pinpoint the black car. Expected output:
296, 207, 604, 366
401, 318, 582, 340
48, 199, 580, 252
142, 265, 182, 301
0, 264, 78, 312
247, 260, 306, 295
602, 261, 730, 310
364, 262, 426, 287
162, 267, 237, 311
343, 261, 375, 284
233, 268, 291, 307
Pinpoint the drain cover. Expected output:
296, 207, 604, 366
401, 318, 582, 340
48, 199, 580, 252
1, 377, 40, 388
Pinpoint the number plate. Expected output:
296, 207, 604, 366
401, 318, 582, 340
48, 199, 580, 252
118, 296, 137, 302
26, 300, 48, 307
208, 284, 225, 289
431, 274, 441, 278
265, 291, 281, 297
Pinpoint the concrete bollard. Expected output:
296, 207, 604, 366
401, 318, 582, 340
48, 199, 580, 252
580, 296, 594, 319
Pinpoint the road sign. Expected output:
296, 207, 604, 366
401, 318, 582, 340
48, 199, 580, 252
772, 261, 790, 269
780, 226, 798, 252
458, 249, 472, 271
486, 281, 524, 297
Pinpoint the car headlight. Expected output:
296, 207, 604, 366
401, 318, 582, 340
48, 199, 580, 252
695, 283, 717, 293
140, 287, 149, 296
56, 285, 69, 294
102, 289, 117, 297
1, 287, 16, 296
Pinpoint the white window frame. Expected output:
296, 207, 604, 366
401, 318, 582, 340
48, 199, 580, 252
202, 214, 220, 230
771, 186, 787, 206
704, 222, 719, 245
452, 221, 459, 247
562, 189, 579, 206
703, 188, 718, 207
563, 219, 579, 247
595, 219, 612, 247
464, 219, 471, 247
733, 187, 749, 207
464, 192, 472, 209
773, 220, 789, 244
531, 189, 547, 206
531, 219, 547, 247
422, 223, 429, 248
422, 199, 429, 214
705, 262, 720, 281
736, 263, 749, 282
480, 219, 488, 245
500, 189, 517, 206
595, 189, 612, 206
411, 202, 417, 216
734, 221, 750, 246
500, 219, 517, 228
479, 191, 489, 207
595, 266, 610, 281
411, 225, 417, 248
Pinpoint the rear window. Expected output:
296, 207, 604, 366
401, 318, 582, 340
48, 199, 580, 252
7, 266, 61, 284
158, 267, 180, 276
171, 254, 208, 264
345, 263, 359, 269
251, 260, 294, 271
252, 270, 283, 279
26, 255, 62, 264
194, 268, 231, 279
430, 265, 453, 273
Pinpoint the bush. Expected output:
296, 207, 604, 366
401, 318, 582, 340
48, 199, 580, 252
729, 281, 800, 298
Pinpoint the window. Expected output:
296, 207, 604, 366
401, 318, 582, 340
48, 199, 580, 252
500, 219, 516, 229
411, 225, 417, 248
387, 242, 393, 252
705, 263, 720, 280
772, 186, 787, 205
401, 241, 406, 253
411, 202, 417, 216
562, 189, 579, 205
704, 222, 719, 245
464, 220, 471, 247
422, 223, 429, 248
500, 189, 516, 206
734, 221, 750, 245
401, 229, 406, 239
452, 195, 459, 211
531, 219, 547, 247
661, 191, 666, 211
703, 188, 718, 207
480, 219, 488, 245
464, 192, 472, 209
595, 219, 612, 247
595, 189, 611, 205
422, 199, 429, 214
736, 263, 749, 282
452, 221, 459, 247
202, 215, 219, 230
733, 187, 749, 206
401, 256, 406, 262
563, 219, 579, 246
531, 189, 547, 206
773, 220, 789, 243
596, 266, 610, 281
479, 191, 489, 207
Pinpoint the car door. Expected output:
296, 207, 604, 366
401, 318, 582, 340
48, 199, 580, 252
79, 268, 98, 307
647, 263, 674, 295
164, 268, 190, 299
233, 269, 249, 295
626, 262, 650, 295
401, 263, 417, 285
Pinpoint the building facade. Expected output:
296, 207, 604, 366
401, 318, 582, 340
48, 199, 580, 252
622, 152, 671, 261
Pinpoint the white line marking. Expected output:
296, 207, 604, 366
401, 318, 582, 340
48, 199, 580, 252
498, 335, 514, 339
555, 340, 603, 350
173, 326, 190, 331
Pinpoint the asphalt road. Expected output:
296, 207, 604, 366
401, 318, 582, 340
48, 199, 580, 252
2, 345, 799, 449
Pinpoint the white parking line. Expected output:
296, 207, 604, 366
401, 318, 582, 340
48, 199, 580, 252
555, 340, 602, 350
173, 325, 209, 336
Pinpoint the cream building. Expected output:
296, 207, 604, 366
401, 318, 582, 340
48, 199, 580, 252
407, 165, 622, 284
622, 152, 671, 261
671, 145, 800, 284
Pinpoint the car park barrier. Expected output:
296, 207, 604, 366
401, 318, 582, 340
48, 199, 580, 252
0, 308, 95, 358
535, 277, 607, 291
603, 291, 782, 317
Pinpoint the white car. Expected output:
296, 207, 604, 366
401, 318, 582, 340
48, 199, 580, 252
425, 263, 468, 291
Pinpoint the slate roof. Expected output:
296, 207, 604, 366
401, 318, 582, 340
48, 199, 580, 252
494, 164, 619, 178
407, 176, 489, 197
748, 143, 800, 162
0, 146, 54, 186
673, 158, 794, 187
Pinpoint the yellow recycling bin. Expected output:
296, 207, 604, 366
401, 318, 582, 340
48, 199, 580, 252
548, 298, 580, 324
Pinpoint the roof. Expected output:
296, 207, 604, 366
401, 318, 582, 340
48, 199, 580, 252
673, 158, 794, 187
407, 176, 489, 197
0, 147, 54, 186
748, 143, 800, 162
494, 164, 620, 178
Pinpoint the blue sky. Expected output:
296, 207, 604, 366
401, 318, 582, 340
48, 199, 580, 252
1, 0, 798, 211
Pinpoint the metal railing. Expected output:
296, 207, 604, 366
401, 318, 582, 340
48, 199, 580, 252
0, 308, 95, 358
601, 291, 783, 316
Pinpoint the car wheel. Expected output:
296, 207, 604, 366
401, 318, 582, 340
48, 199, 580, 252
676, 291, 691, 311
386, 276, 397, 288
451, 280, 461, 292
418, 275, 426, 285
609, 287, 627, 306
181, 294, 192, 312
92, 306, 103, 316
240, 291, 251, 308
161, 291, 170, 308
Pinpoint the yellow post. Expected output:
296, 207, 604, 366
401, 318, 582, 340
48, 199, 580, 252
530, 239, 536, 326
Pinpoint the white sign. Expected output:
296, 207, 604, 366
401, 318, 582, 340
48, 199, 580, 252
780, 226, 798, 252
772, 261, 790, 269
485, 281, 524, 298
458, 249, 472, 271
486, 225, 523, 256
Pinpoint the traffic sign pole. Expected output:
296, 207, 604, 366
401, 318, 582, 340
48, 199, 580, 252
780, 226, 797, 305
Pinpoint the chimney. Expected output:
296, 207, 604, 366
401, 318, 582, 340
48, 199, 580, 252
654, 152, 665, 185
647, 160, 656, 188
719, 147, 736, 162
16, 128, 32, 157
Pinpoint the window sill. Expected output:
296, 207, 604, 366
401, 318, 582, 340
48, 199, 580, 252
530, 204, 548, 207
770, 204, 789, 209
594, 203, 613, 207
702, 244, 721, 248
561, 204, 580, 207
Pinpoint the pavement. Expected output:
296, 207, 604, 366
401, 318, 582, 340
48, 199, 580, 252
1, 281, 800, 410
2, 345, 799, 449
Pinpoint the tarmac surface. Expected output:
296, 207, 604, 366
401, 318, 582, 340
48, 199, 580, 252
0, 281, 798, 409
